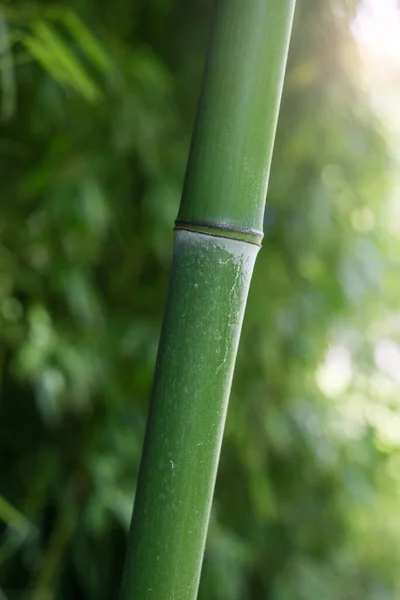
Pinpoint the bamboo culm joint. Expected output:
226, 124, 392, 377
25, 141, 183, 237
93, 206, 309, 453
120, 1, 296, 599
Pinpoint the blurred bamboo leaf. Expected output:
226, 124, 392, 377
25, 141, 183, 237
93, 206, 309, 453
22, 35, 72, 90
22, 20, 101, 102
0, 494, 31, 535
62, 11, 112, 74
33, 20, 101, 101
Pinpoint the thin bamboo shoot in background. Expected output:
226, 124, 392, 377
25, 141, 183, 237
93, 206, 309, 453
120, 1, 296, 598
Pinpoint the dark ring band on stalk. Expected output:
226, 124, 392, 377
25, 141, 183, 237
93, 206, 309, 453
174, 219, 264, 247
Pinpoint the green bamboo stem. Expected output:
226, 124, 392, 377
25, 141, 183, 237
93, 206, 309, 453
120, 1, 296, 599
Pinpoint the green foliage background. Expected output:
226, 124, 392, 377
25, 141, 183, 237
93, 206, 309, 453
1, 0, 400, 598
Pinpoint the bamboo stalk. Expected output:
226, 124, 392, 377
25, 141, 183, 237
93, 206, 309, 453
120, 1, 296, 598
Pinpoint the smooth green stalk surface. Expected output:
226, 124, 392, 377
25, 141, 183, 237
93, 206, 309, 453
120, 1, 295, 599
179, 0, 296, 233
121, 231, 258, 598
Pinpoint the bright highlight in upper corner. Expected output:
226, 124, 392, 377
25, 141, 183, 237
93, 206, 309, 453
352, 0, 400, 71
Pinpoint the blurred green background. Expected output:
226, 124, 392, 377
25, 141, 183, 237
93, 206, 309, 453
1, 0, 400, 598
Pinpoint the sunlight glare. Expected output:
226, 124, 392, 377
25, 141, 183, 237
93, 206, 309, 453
352, 0, 400, 71
316, 346, 353, 398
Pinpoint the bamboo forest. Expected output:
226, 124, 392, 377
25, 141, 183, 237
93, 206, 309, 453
1, 0, 400, 599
